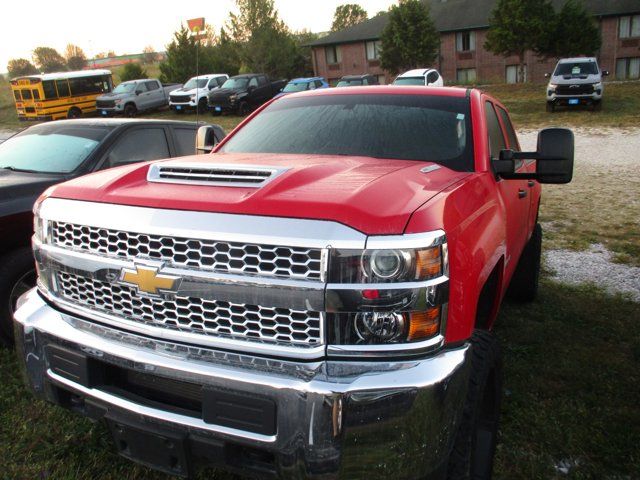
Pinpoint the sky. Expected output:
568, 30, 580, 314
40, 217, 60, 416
0, 0, 397, 73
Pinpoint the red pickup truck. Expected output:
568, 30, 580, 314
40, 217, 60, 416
14, 86, 573, 479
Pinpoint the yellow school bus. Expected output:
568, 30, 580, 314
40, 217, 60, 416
10, 70, 113, 121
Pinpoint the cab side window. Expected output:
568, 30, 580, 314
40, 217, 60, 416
105, 128, 169, 168
173, 128, 197, 157
248, 77, 259, 88
484, 101, 507, 159
496, 107, 520, 151
427, 71, 439, 84
145, 81, 160, 91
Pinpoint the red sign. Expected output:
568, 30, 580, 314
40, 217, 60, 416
187, 17, 205, 34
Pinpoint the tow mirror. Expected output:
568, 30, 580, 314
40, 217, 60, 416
544, 73, 550, 78
602, 70, 609, 76
495, 128, 574, 184
196, 125, 222, 154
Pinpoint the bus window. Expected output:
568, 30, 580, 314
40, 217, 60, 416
21, 89, 32, 100
56, 79, 70, 97
13, 90, 21, 101
32, 90, 40, 100
42, 81, 57, 99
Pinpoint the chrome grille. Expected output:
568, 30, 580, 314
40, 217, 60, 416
171, 95, 191, 103
56, 272, 322, 346
51, 222, 323, 281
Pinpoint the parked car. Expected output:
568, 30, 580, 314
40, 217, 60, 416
274, 77, 329, 98
393, 68, 444, 87
96, 79, 181, 117
169, 74, 229, 113
0, 119, 225, 345
14, 86, 574, 479
546, 57, 608, 112
336, 74, 379, 87
207, 74, 288, 115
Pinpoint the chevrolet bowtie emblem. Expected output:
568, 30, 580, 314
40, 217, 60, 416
119, 264, 181, 297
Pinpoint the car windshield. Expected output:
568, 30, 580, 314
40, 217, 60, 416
282, 82, 309, 93
220, 94, 473, 172
337, 79, 362, 87
184, 78, 209, 89
393, 77, 426, 86
0, 125, 110, 174
554, 61, 599, 76
113, 83, 136, 94
222, 78, 249, 89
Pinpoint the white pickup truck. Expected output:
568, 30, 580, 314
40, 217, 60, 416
96, 79, 181, 117
169, 74, 229, 113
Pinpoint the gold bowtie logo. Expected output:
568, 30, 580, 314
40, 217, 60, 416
119, 264, 181, 297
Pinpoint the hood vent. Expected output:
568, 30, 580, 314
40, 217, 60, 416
147, 162, 289, 188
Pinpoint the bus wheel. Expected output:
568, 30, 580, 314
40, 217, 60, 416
124, 104, 137, 117
67, 107, 82, 119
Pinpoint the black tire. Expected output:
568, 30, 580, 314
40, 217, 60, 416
197, 98, 208, 114
447, 330, 502, 480
0, 248, 37, 346
123, 103, 137, 117
238, 101, 250, 116
546, 102, 555, 113
67, 107, 82, 119
507, 223, 542, 302
592, 100, 602, 112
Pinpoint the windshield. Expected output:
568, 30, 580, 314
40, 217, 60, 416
184, 78, 209, 90
113, 82, 136, 94
282, 82, 309, 93
393, 77, 426, 86
337, 79, 362, 87
554, 61, 599, 76
0, 125, 110, 173
220, 94, 473, 171
221, 78, 249, 89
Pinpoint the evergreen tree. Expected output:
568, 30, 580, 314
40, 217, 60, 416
159, 26, 201, 83
547, 0, 601, 58
120, 63, 148, 82
380, 0, 440, 75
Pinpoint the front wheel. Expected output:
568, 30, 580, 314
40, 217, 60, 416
0, 248, 37, 346
197, 98, 208, 114
237, 101, 250, 116
67, 107, 82, 119
123, 104, 137, 117
447, 330, 502, 480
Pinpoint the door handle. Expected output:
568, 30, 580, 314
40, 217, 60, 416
518, 189, 527, 199
527, 180, 535, 187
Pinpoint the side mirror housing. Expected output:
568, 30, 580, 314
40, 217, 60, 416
135, 90, 142, 96
247, 86, 256, 93
494, 128, 574, 184
602, 70, 609, 76
544, 73, 550, 78
196, 125, 223, 154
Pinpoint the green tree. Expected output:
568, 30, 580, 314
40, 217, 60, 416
32, 47, 67, 73
484, 0, 555, 82
292, 30, 320, 77
7, 58, 38, 78
205, 28, 241, 76
546, 0, 601, 58
120, 63, 148, 82
64, 44, 87, 71
379, 0, 440, 75
331, 4, 368, 31
159, 26, 201, 83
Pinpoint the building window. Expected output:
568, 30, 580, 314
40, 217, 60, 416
619, 15, 640, 38
366, 40, 382, 60
456, 68, 476, 84
325, 45, 341, 65
506, 65, 527, 83
616, 57, 640, 79
456, 31, 476, 52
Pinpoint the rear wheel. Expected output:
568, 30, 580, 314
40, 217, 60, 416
67, 107, 82, 119
507, 223, 542, 302
124, 103, 137, 117
0, 248, 37, 347
447, 330, 502, 480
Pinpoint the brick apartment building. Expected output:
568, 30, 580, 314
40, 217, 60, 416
309, 0, 640, 85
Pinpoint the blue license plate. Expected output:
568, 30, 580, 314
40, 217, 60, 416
101, 110, 107, 115
568, 99, 579, 105
176, 105, 182, 110
215, 106, 222, 112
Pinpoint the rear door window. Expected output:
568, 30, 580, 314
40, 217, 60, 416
145, 81, 160, 91
106, 128, 170, 168
172, 128, 197, 156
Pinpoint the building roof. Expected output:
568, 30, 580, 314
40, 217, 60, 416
309, 0, 640, 47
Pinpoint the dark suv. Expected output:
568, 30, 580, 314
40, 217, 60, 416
336, 74, 380, 87
0, 119, 225, 345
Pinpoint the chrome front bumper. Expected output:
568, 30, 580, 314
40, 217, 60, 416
14, 289, 470, 479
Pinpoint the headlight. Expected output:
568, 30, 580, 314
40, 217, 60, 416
229, 94, 238, 102
114, 99, 122, 105
190, 95, 196, 101
33, 196, 50, 244
548, 83, 557, 90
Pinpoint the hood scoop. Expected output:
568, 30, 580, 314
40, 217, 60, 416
147, 162, 289, 188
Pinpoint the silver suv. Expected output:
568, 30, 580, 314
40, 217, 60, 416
546, 57, 609, 112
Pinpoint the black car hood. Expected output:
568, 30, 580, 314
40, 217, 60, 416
208, 88, 244, 100
0, 169, 63, 217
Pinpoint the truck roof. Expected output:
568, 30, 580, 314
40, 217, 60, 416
285, 85, 469, 99
557, 57, 597, 63
397, 68, 438, 77
21, 118, 205, 129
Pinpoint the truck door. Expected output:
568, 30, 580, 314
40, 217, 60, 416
134, 82, 150, 110
144, 81, 162, 108
484, 100, 530, 276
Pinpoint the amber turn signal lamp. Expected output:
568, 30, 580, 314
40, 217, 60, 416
407, 307, 441, 341
416, 247, 442, 279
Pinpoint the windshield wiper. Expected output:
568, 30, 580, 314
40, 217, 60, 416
1, 166, 42, 173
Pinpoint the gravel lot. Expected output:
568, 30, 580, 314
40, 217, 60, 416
519, 127, 640, 301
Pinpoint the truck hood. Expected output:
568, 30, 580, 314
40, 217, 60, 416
0, 169, 62, 217
47, 153, 471, 235
171, 87, 213, 96
97, 92, 130, 101
208, 88, 244, 100
550, 73, 601, 85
